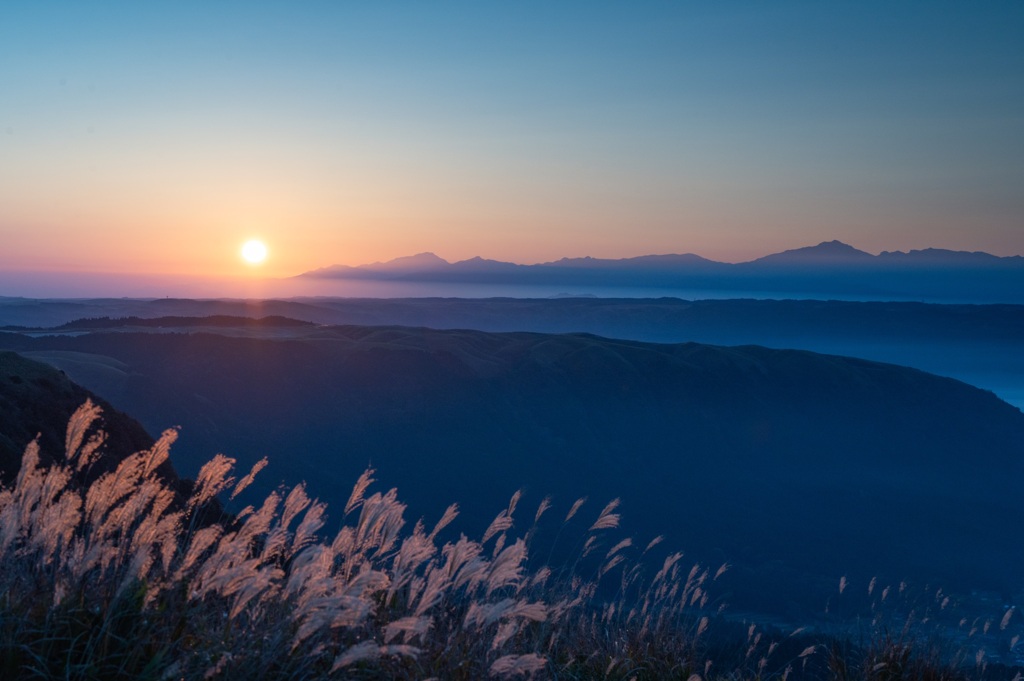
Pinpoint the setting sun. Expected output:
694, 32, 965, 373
241, 240, 268, 265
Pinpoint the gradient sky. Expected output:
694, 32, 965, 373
2, 1, 1023, 281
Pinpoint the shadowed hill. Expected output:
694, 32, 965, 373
0, 351, 157, 485
1, 327, 1022, 617
0, 352, 208, 520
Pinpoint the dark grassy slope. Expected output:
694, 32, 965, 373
1, 327, 1022, 616
0, 349, 214, 526
0, 351, 158, 485
0, 351, 225, 534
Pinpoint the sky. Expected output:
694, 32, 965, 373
1, 1, 1023, 284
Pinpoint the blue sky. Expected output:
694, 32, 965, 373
1, 1, 1022, 277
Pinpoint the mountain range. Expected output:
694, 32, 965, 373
295, 241, 1024, 303
303, 241, 1024, 280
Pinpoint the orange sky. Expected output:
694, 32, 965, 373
2, 3, 1022, 282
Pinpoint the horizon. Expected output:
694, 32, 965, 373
3, 3, 1023, 282
6, 237, 1024, 279
1, 238, 1023, 301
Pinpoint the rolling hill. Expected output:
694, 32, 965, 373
1, 321, 1021, 617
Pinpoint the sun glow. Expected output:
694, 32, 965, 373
241, 240, 268, 264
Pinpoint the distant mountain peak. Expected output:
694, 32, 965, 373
817, 239, 860, 250
750, 240, 874, 264
786, 240, 870, 257
361, 252, 450, 270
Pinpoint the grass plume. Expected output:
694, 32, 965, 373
0, 402, 1016, 680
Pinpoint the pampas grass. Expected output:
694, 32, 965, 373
0, 401, 1017, 680
0, 401, 726, 680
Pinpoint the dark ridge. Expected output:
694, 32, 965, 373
56, 315, 315, 330
3, 297, 1023, 346
750, 239, 875, 264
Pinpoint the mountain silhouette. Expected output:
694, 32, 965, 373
749, 240, 875, 265
361, 252, 450, 271
877, 247, 1016, 265
295, 241, 1024, 303
303, 241, 1022, 278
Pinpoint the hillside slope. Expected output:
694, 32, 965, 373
3, 297, 1020, 411
1, 326, 1022, 615
0, 351, 202, 516
0, 351, 157, 484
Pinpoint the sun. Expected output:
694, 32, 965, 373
241, 239, 268, 264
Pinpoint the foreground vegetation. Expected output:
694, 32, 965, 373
0, 401, 1014, 680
